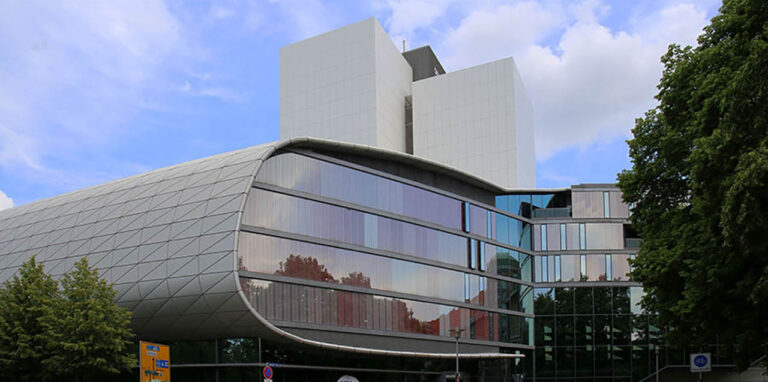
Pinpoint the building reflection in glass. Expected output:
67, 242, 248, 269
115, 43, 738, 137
255, 152, 463, 229
238, 233, 533, 312
240, 278, 531, 345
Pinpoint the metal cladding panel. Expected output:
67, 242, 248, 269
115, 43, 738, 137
0, 136, 520, 347
0, 143, 277, 340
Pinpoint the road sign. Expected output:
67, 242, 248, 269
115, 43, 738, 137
263, 365, 274, 379
140, 341, 170, 382
690, 353, 711, 372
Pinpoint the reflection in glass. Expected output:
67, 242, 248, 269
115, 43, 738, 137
244, 189, 470, 267
575, 346, 594, 377
579, 223, 586, 250
630, 287, 646, 314
469, 239, 477, 269
556, 346, 575, 378
594, 316, 612, 346
603, 191, 610, 218
555, 288, 574, 315
534, 288, 555, 315
256, 152, 462, 229
613, 314, 631, 345
479, 242, 486, 272
613, 287, 631, 315
560, 255, 577, 282
594, 287, 612, 314
240, 278, 530, 344
575, 287, 593, 314
462, 202, 470, 232
614, 346, 631, 376
556, 316, 574, 348
612, 254, 632, 281
540, 225, 547, 251
560, 224, 567, 250
239, 233, 533, 314
575, 316, 594, 346
469, 204, 487, 237
495, 194, 532, 218
587, 254, 607, 281
585, 223, 624, 250
494, 213, 531, 250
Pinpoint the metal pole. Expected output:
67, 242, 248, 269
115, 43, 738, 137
451, 328, 465, 381
455, 334, 459, 379
655, 346, 659, 382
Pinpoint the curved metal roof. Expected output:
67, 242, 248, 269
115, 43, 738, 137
0, 137, 523, 358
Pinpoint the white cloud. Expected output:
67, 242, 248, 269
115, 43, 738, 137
0, 190, 13, 211
440, 1, 565, 70
384, 0, 457, 42
236, 0, 345, 40
433, 1, 709, 159
0, 0, 182, 184
180, 80, 244, 102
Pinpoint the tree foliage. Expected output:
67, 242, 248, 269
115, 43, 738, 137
618, 0, 768, 368
0, 257, 58, 381
0, 257, 136, 381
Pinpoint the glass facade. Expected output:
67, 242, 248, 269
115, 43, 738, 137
241, 279, 531, 344
499, 187, 658, 381
533, 286, 657, 381
238, 151, 536, 351
534, 254, 631, 283
255, 152, 462, 229
238, 232, 532, 312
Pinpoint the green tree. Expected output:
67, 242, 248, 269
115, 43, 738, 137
0, 257, 58, 381
44, 257, 136, 381
618, 0, 768, 368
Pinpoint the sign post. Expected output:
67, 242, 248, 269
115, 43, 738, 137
140, 341, 171, 382
263, 365, 273, 382
690, 352, 711, 380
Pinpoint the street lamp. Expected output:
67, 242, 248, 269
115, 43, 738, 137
450, 328, 466, 382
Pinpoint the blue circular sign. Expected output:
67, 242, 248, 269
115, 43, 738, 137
263, 366, 273, 379
694, 355, 708, 367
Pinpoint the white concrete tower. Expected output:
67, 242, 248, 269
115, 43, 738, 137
411, 57, 535, 188
280, 18, 413, 152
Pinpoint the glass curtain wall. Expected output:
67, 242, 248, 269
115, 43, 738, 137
239, 151, 535, 348
534, 286, 659, 381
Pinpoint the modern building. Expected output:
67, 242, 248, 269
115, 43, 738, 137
0, 138, 533, 381
0, 17, 748, 382
280, 18, 534, 189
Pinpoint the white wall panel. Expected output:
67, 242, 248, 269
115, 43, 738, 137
412, 57, 535, 188
280, 18, 411, 153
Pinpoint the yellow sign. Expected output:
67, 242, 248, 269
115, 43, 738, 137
140, 341, 170, 382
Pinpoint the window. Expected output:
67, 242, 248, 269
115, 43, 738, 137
554, 255, 561, 282
479, 242, 486, 272
603, 191, 610, 218
579, 223, 586, 250
469, 239, 477, 269
462, 201, 471, 232
541, 225, 548, 251
630, 253, 636, 273
464, 274, 471, 302
541, 256, 549, 282
580, 254, 587, 280
605, 254, 612, 281
478, 277, 485, 305
486, 212, 492, 239
560, 224, 567, 250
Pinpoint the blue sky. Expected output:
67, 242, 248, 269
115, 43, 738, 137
0, 0, 721, 209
